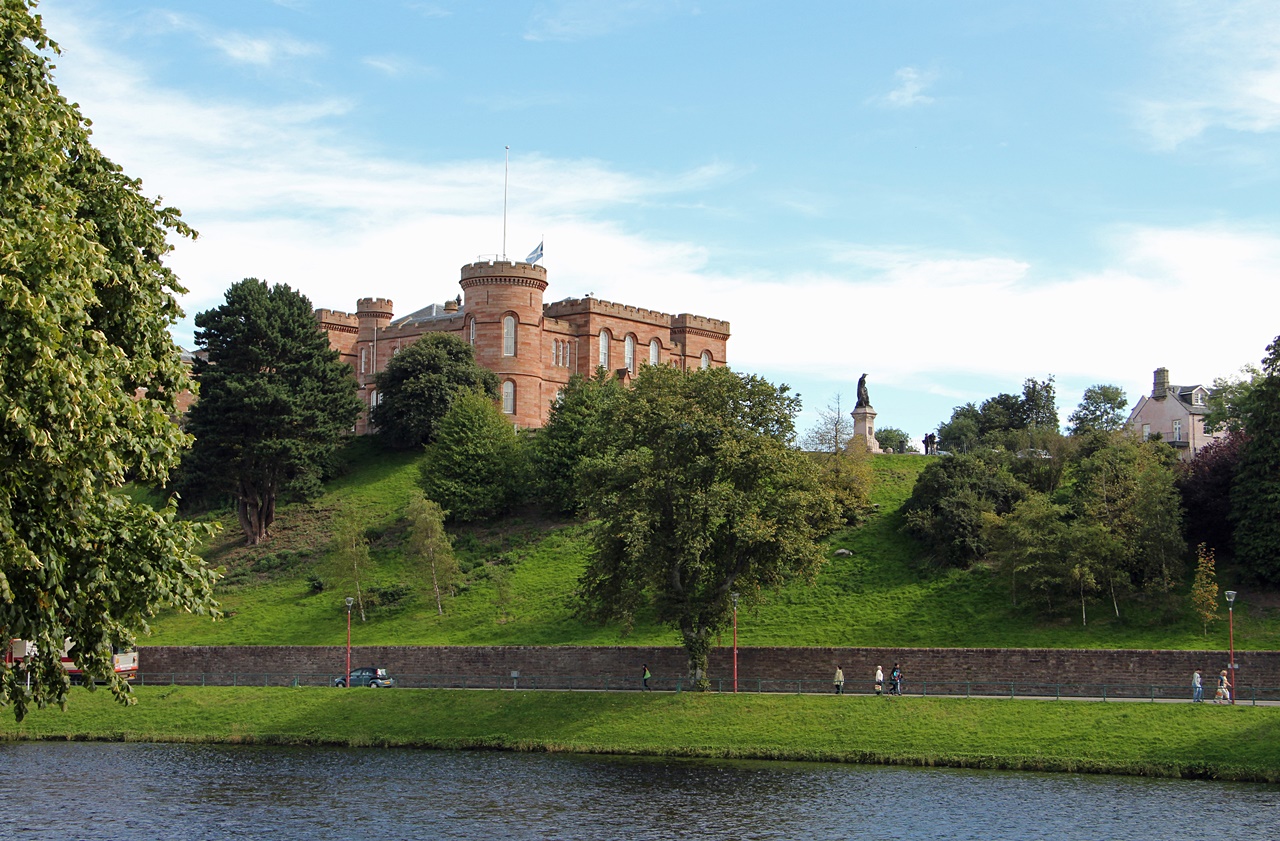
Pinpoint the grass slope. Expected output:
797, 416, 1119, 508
147, 444, 1280, 650
6, 687, 1280, 782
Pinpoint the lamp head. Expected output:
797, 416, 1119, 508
730, 591, 738, 607
1225, 590, 1237, 606
345, 597, 355, 609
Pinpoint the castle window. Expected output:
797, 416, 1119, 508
649, 338, 660, 366
598, 330, 610, 370
700, 350, 711, 370
360, 347, 367, 374
624, 335, 636, 374
503, 316, 516, 356
469, 317, 476, 346
502, 380, 515, 414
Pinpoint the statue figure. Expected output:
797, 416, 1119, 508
855, 373, 871, 409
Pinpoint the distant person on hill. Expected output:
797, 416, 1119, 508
642, 663, 652, 691
875, 665, 884, 695
1192, 670, 1203, 703
890, 663, 903, 696
834, 666, 845, 695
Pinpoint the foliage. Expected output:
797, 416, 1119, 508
1231, 334, 1280, 584
577, 365, 838, 687
811, 448, 873, 526
874, 426, 913, 454
420, 391, 529, 522
937, 376, 1059, 453
937, 403, 981, 453
181, 279, 362, 545
1176, 431, 1245, 558
900, 453, 1030, 567
405, 492, 459, 615
800, 394, 855, 454
1203, 364, 1262, 435
331, 517, 370, 620
1190, 544, 1220, 636
0, 3, 218, 719
1067, 384, 1128, 435
530, 371, 623, 515
370, 333, 499, 450
1020, 375, 1058, 430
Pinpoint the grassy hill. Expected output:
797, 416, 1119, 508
145, 441, 1279, 650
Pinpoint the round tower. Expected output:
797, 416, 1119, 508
356, 297, 394, 342
459, 261, 548, 427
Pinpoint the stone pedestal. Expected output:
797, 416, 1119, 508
851, 405, 881, 453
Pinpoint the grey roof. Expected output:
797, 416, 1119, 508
390, 303, 457, 328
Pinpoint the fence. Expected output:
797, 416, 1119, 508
134, 671, 1280, 704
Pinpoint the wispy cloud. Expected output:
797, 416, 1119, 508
1135, 0, 1280, 149
872, 66, 937, 109
158, 12, 323, 67
361, 55, 437, 77
524, 0, 685, 42
405, 2, 452, 19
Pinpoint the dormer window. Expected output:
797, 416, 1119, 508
1193, 390, 1206, 406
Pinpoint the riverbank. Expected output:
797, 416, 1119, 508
4, 687, 1280, 782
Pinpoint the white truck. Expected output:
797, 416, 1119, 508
5, 639, 138, 683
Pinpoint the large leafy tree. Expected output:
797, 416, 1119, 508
1176, 431, 1245, 558
420, 391, 529, 522
1, 3, 217, 718
1231, 334, 1280, 584
901, 453, 1030, 567
577, 365, 839, 688
370, 333, 498, 449
1067, 384, 1128, 435
183, 279, 362, 545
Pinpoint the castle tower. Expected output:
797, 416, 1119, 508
353, 298, 394, 433
459, 260, 548, 427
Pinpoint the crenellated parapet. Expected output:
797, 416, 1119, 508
315, 308, 359, 334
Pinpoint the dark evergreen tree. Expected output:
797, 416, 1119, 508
419, 391, 529, 522
182, 279, 362, 545
1231, 334, 1280, 583
901, 453, 1030, 567
370, 333, 498, 449
1176, 430, 1245, 558
530, 371, 623, 515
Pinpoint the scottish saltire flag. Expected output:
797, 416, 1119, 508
526, 240, 544, 265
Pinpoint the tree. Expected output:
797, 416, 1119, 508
1177, 431, 1245, 557
183, 279, 362, 545
0, 4, 219, 719
937, 403, 981, 453
1231, 334, 1280, 584
330, 516, 369, 621
1204, 364, 1262, 435
405, 493, 459, 615
1020, 375, 1058, 430
800, 394, 855, 454
420, 391, 529, 522
577, 365, 838, 688
531, 371, 623, 516
874, 426, 913, 454
1067, 384, 1128, 435
901, 453, 1030, 567
370, 333, 498, 449
1190, 544, 1220, 636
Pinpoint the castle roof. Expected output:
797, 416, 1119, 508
390, 303, 454, 328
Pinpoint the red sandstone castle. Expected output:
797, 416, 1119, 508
315, 259, 730, 431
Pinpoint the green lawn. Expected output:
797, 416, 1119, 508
146, 445, 1279, 650
6, 686, 1280, 781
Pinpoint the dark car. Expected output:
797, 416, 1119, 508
333, 666, 395, 688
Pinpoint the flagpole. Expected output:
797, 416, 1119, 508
502, 145, 509, 261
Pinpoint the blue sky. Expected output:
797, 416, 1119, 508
37, 0, 1280, 443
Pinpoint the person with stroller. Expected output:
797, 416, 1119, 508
890, 663, 904, 696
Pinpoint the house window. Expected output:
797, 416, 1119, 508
1142, 423, 1151, 441
649, 338, 660, 366
700, 350, 711, 370
1194, 390, 1205, 406
503, 316, 516, 356
624, 335, 636, 374
598, 330, 610, 369
1173, 419, 1182, 442
502, 380, 515, 414
468, 317, 476, 346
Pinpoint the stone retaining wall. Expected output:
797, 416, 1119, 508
137, 646, 1279, 698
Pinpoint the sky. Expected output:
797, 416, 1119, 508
31, 0, 1280, 444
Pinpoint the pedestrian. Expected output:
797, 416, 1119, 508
1192, 670, 1203, 703
875, 665, 884, 696
834, 665, 845, 695
1214, 669, 1231, 704
890, 662, 903, 696
641, 663, 652, 691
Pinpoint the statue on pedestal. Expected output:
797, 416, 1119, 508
855, 373, 871, 409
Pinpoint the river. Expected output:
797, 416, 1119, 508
1, 742, 1277, 840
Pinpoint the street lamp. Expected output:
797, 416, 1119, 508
730, 591, 739, 694
1225, 590, 1237, 705
345, 596, 355, 688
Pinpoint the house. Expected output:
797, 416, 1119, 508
1126, 367, 1225, 461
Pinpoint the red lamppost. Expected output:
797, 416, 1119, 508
345, 596, 355, 688
1225, 590, 1237, 705
730, 591, 739, 694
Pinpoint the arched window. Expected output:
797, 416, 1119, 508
700, 350, 711, 370
360, 347, 367, 374
502, 380, 515, 414
598, 330, 610, 370
468, 317, 476, 346
503, 315, 516, 356
624, 335, 636, 374
649, 338, 660, 366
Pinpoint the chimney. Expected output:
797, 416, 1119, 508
1153, 367, 1169, 400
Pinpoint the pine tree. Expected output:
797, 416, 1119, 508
1190, 544, 1220, 636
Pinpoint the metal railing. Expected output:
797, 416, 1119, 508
133, 671, 1280, 704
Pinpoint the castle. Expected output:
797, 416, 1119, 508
315, 259, 731, 431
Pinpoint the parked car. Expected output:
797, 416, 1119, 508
333, 666, 395, 688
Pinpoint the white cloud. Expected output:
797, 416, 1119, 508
1135, 0, 1280, 149
524, 0, 685, 42
159, 11, 323, 67
872, 67, 937, 109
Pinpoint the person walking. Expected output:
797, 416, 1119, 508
1214, 669, 1231, 704
1192, 670, 1203, 703
890, 663, 903, 696
641, 663, 652, 691
834, 666, 845, 695
875, 665, 884, 696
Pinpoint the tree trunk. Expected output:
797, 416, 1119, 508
237, 481, 275, 545
681, 623, 712, 691
430, 556, 443, 616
